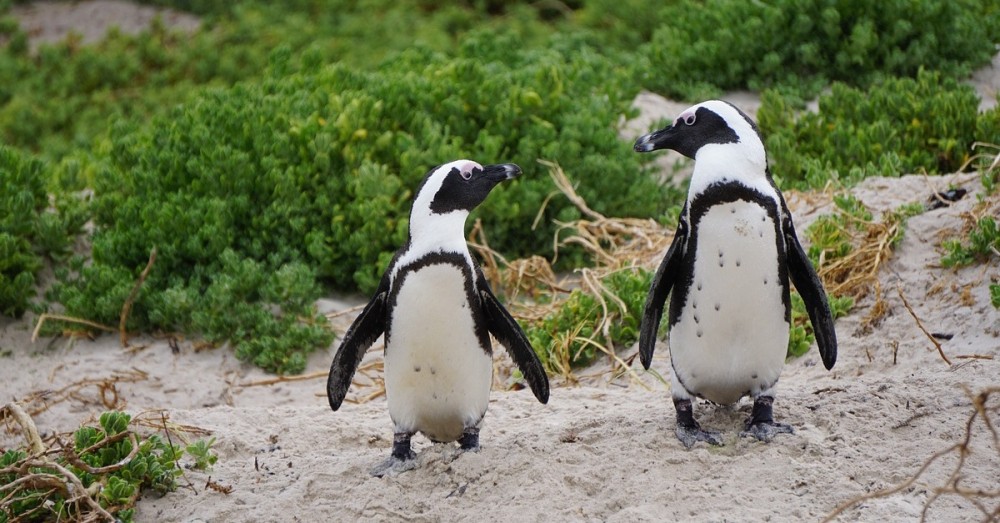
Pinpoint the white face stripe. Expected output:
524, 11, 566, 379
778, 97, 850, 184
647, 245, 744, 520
683, 101, 770, 199
392, 160, 482, 282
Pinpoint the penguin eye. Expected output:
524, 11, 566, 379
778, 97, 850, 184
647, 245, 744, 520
683, 113, 696, 126
460, 169, 473, 181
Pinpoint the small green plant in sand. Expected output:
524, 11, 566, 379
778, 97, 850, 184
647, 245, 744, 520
0, 408, 214, 523
941, 216, 999, 268
185, 437, 218, 471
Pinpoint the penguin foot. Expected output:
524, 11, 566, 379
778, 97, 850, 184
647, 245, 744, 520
740, 396, 793, 442
370, 431, 417, 477
458, 428, 480, 452
675, 425, 724, 448
673, 397, 724, 448
740, 421, 793, 442
370, 454, 418, 477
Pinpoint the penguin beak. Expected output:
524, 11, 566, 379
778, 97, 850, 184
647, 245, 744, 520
481, 163, 522, 182
633, 125, 679, 153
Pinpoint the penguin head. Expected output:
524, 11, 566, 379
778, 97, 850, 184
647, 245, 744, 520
408, 160, 521, 242
633, 100, 766, 169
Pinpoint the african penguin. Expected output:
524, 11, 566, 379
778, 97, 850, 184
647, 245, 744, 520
633, 100, 837, 447
327, 160, 549, 475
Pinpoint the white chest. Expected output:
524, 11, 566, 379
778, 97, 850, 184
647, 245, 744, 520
669, 201, 789, 404
384, 263, 492, 441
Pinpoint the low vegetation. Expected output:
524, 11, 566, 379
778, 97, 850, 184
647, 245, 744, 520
0, 0, 998, 372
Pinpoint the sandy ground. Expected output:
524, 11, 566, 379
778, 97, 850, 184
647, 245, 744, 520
2, 2, 1000, 522
10, 0, 199, 51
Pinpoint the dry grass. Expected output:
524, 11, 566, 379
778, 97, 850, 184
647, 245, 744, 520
470, 161, 673, 386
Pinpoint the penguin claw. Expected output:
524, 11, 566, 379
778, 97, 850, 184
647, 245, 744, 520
740, 421, 794, 443
370, 453, 418, 477
675, 425, 724, 448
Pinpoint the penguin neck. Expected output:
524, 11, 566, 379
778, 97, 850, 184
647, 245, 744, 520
688, 143, 771, 197
407, 209, 471, 259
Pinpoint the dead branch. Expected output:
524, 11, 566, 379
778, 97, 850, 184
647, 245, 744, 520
236, 370, 328, 388
896, 285, 952, 366
32, 313, 116, 342
120, 246, 157, 348
2, 402, 45, 456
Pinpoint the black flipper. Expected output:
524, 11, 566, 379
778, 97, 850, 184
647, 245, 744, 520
476, 268, 549, 404
638, 213, 688, 370
327, 272, 390, 411
782, 214, 838, 370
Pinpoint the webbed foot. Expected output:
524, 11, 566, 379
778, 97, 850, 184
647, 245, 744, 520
673, 398, 724, 448
458, 427, 480, 452
371, 431, 417, 477
370, 454, 418, 477
676, 424, 724, 448
739, 396, 793, 442
740, 421, 793, 442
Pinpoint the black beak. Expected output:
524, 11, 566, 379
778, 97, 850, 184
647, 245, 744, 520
481, 163, 522, 182
633, 126, 678, 153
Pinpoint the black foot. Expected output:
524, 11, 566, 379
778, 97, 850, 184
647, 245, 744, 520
674, 398, 724, 448
739, 396, 794, 442
458, 427, 480, 452
371, 432, 416, 477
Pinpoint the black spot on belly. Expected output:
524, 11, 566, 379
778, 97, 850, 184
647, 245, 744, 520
730, 208, 736, 214
752, 373, 758, 379
763, 277, 768, 285
697, 282, 702, 291
736, 259, 741, 267
718, 259, 724, 268
718, 250, 723, 257
430, 367, 437, 375
693, 314, 700, 324
414, 365, 421, 372
714, 303, 720, 311
696, 329, 703, 338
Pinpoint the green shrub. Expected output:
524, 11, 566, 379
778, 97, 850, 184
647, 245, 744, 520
47, 34, 670, 373
640, 0, 1000, 100
0, 146, 86, 317
759, 71, 999, 189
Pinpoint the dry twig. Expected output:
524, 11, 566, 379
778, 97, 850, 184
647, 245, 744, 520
119, 246, 157, 348
896, 285, 952, 366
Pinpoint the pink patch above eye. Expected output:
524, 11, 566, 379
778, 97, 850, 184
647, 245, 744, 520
679, 110, 697, 125
453, 160, 482, 179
